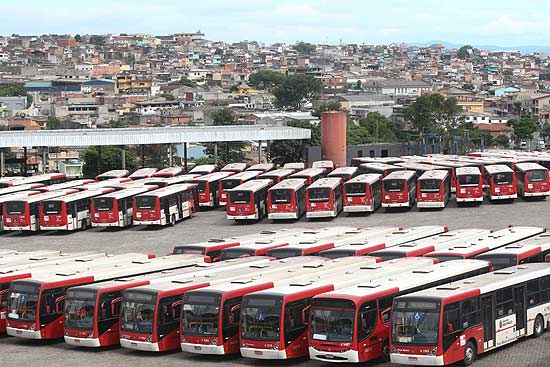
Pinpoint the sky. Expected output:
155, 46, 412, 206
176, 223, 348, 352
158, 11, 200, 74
2, 0, 550, 47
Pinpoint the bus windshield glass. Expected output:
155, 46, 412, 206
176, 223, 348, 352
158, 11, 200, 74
458, 174, 479, 186
475, 254, 516, 270
310, 306, 356, 342
392, 300, 440, 345
493, 172, 513, 185
241, 296, 282, 340
42, 201, 62, 214
428, 255, 463, 262
308, 188, 330, 202
64, 290, 97, 330
5, 201, 25, 215
267, 248, 302, 259
135, 196, 156, 210
182, 293, 221, 336
120, 292, 157, 334
221, 179, 241, 190
270, 189, 292, 204
526, 170, 547, 183
220, 248, 255, 260
172, 245, 205, 255
419, 179, 440, 193
229, 191, 251, 204
383, 179, 404, 192
8, 283, 40, 322
93, 198, 114, 211
345, 183, 366, 196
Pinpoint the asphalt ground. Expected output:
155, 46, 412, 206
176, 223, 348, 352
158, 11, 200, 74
1, 196, 549, 366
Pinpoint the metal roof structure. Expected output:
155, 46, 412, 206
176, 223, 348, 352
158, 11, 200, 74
0, 125, 311, 148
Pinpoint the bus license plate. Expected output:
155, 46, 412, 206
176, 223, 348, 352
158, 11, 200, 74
16, 330, 22, 335
255, 351, 263, 356
408, 356, 418, 361
194, 346, 202, 351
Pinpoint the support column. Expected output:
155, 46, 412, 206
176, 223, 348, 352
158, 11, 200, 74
225, 142, 229, 165
0, 150, 4, 177
141, 145, 145, 168
23, 147, 28, 177
214, 143, 218, 166
257, 140, 262, 163
183, 142, 188, 172
266, 141, 270, 163
97, 145, 102, 176
168, 144, 173, 167
121, 148, 126, 170
42, 148, 47, 173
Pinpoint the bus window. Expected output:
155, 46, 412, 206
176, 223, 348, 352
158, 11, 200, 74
284, 299, 309, 344
493, 172, 513, 185
308, 188, 330, 201
93, 198, 114, 211
384, 180, 404, 192
458, 175, 479, 186
229, 191, 251, 204
42, 201, 62, 214
527, 170, 547, 182
5, 201, 25, 215
419, 179, 440, 192
270, 189, 292, 204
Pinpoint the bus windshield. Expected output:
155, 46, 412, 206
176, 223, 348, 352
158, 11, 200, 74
241, 296, 282, 340
229, 191, 251, 204
493, 172, 513, 185
182, 293, 221, 336
475, 254, 516, 270
220, 248, 255, 260
222, 179, 241, 190
42, 201, 62, 214
458, 175, 479, 186
93, 198, 114, 211
64, 290, 97, 330
392, 300, 440, 345
8, 283, 40, 322
120, 292, 157, 334
383, 180, 404, 192
310, 307, 355, 342
308, 188, 330, 202
270, 189, 292, 204
419, 179, 440, 193
526, 170, 547, 182
428, 255, 463, 262
5, 201, 25, 215
135, 196, 156, 210
345, 183, 366, 196
172, 245, 205, 255
267, 248, 302, 259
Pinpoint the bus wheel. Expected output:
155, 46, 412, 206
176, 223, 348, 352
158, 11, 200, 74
463, 341, 476, 366
380, 340, 390, 362
534, 315, 545, 337
81, 220, 87, 231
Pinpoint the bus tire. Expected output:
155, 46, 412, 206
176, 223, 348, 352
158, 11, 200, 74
463, 340, 476, 366
380, 340, 390, 362
534, 315, 545, 337
81, 220, 87, 231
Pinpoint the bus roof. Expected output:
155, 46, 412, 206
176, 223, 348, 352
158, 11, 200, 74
46, 179, 96, 191
128, 168, 159, 179
0, 183, 46, 197
135, 183, 198, 199
382, 170, 416, 181
269, 178, 307, 191
93, 185, 158, 200
359, 162, 400, 171
247, 163, 275, 172
0, 251, 106, 270
307, 177, 342, 190
328, 167, 358, 177
0, 191, 42, 204
189, 164, 218, 174
514, 162, 546, 172
418, 169, 450, 181
96, 170, 129, 178
229, 179, 273, 192
221, 171, 259, 182
344, 174, 382, 185
259, 168, 295, 179
43, 188, 115, 203
189, 171, 233, 182
484, 164, 513, 175
7, 189, 80, 204
153, 167, 184, 177
289, 168, 326, 178
456, 166, 481, 175
312, 160, 334, 169
221, 163, 249, 172
283, 162, 306, 170
476, 233, 550, 257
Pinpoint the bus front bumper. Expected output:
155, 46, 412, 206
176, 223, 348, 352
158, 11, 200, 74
134, 218, 165, 226
120, 338, 160, 352
91, 222, 123, 227
490, 193, 517, 200
241, 347, 287, 359
181, 342, 225, 354
268, 212, 298, 220
344, 204, 374, 213
6, 327, 42, 339
306, 211, 336, 218
390, 353, 444, 366
456, 197, 483, 203
3, 225, 33, 231
524, 191, 550, 197
382, 202, 410, 208
417, 201, 445, 208
40, 225, 69, 231
227, 213, 259, 220
309, 347, 360, 363
64, 336, 101, 347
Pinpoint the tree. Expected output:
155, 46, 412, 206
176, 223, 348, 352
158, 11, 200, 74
403, 94, 464, 135
273, 75, 323, 110
74, 34, 82, 42
540, 124, 550, 143
205, 108, 245, 164
294, 42, 316, 55
313, 100, 341, 117
82, 146, 137, 178
160, 92, 175, 101
493, 135, 510, 148
462, 84, 475, 90
104, 118, 129, 128
508, 116, 539, 144
270, 120, 320, 165
248, 70, 285, 91
177, 77, 196, 87
89, 35, 105, 46
0, 83, 33, 107
457, 45, 473, 60
210, 108, 236, 125
46, 116, 61, 130
358, 112, 398, 143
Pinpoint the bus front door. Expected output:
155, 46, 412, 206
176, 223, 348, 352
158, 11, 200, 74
481, 295, 495, 350
513, 286, 526, 336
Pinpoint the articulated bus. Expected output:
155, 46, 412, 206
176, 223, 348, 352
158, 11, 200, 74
268, 179, 307, 220
319, 226, 449, 258
310, 259, 491, 364
239, 257, 439, 360
227, 179, 272, 221
423, 226, 546, 262
382, 170, 417, 208
91, 186, 158, 227
358, 162, 401, 177
39, 188, 115, 231
475, 233, 550, 270
153, 167, 184, 178
312, 160, 335, 173
0, 173, 67, 188
221, 163, 249, 173
484, 164, 517, 201
6, 254, 205, 340
182, 257, 388, 356
2, 189, 80, 231
328, 167, 359, 182
133, 184, 198, 226
390, 263, 550, 366
455, 166, 483, 204
63, 256, 270, 348
290, 168, 326, 186
189, 164, 218, 175
247, 163, 275, 173
416, 170, 451, 209
259, 168, 296, 184
219, 171, 260, 206
369, 229, 491, 261
188, 172, 234, 208
128, 168, 159, 180
514, 163, 550, 198
306, 178, 343, 218
343, 174, 382, 213
96, 170, 129, 181
283, 162, 306, 171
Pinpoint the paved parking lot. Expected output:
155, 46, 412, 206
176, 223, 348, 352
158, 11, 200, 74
1, 197, 550, 366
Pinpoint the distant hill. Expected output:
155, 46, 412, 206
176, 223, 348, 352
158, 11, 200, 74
410, 40, 550, 54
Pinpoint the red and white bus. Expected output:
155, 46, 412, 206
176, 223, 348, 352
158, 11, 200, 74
0, 183, 46, 197
358, 162, 401, 177
247, 163, 275, 173
143, 174, 200, 188
188, 172, 233, 208
0, 173, 67, 188
96, 170, 129, 181
133, 184, 198, 226
76, 178, 133, 191
2, 189, 80, 231
455, 166, 483, 204
483, 164, 517, 201
313, 160, 335, 173
283, 162, 306, 171
352, 157, 404, 167
259, 168, 296, 184
267, 179, 307, 220
416, 170, 451, 209
430, 161, 473, 192
390, 263, 550, 366
514, 162, 550, 198
0, 190, 44, 231
39, 188, 116, 231
219, 171, 260, 206
221, 163, 249, 173
382, 170, 417, 208
128, 168, 159, 180
343, 174, 382, 213
43, 179, 96, 192
318, 226, 449, 258
226, 179, 273, 221
306, 178, 343, 219
328, 167, 359, 182
475, 233, 550, 270
289, 168, 326, 186
90, 186, 158, 227
309, 259, 491, 364
423, 226, 546, 262
6, 254, 205, 340
153, 167, 184, 178
220, 240, 290, 260
368, 229, 491, 261
189, 164, 218, 175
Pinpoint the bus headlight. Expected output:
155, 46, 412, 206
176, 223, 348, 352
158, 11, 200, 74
181, 337, 187, 343
392, 348, 399, 354
87, 332, 94, 339
146, 336, 152, 343
271, 343, 280, 350
210, 339, 218, 345
29, 324, 35, 331
430, 347, 437, 356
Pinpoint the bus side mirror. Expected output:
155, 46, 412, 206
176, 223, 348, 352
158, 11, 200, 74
171, 300, 183, 309
111, 297, 123, 316
301, 305, 311, 325
381, 307, 392, 324
55, 295, 65, 314
212, 256, 220, 263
